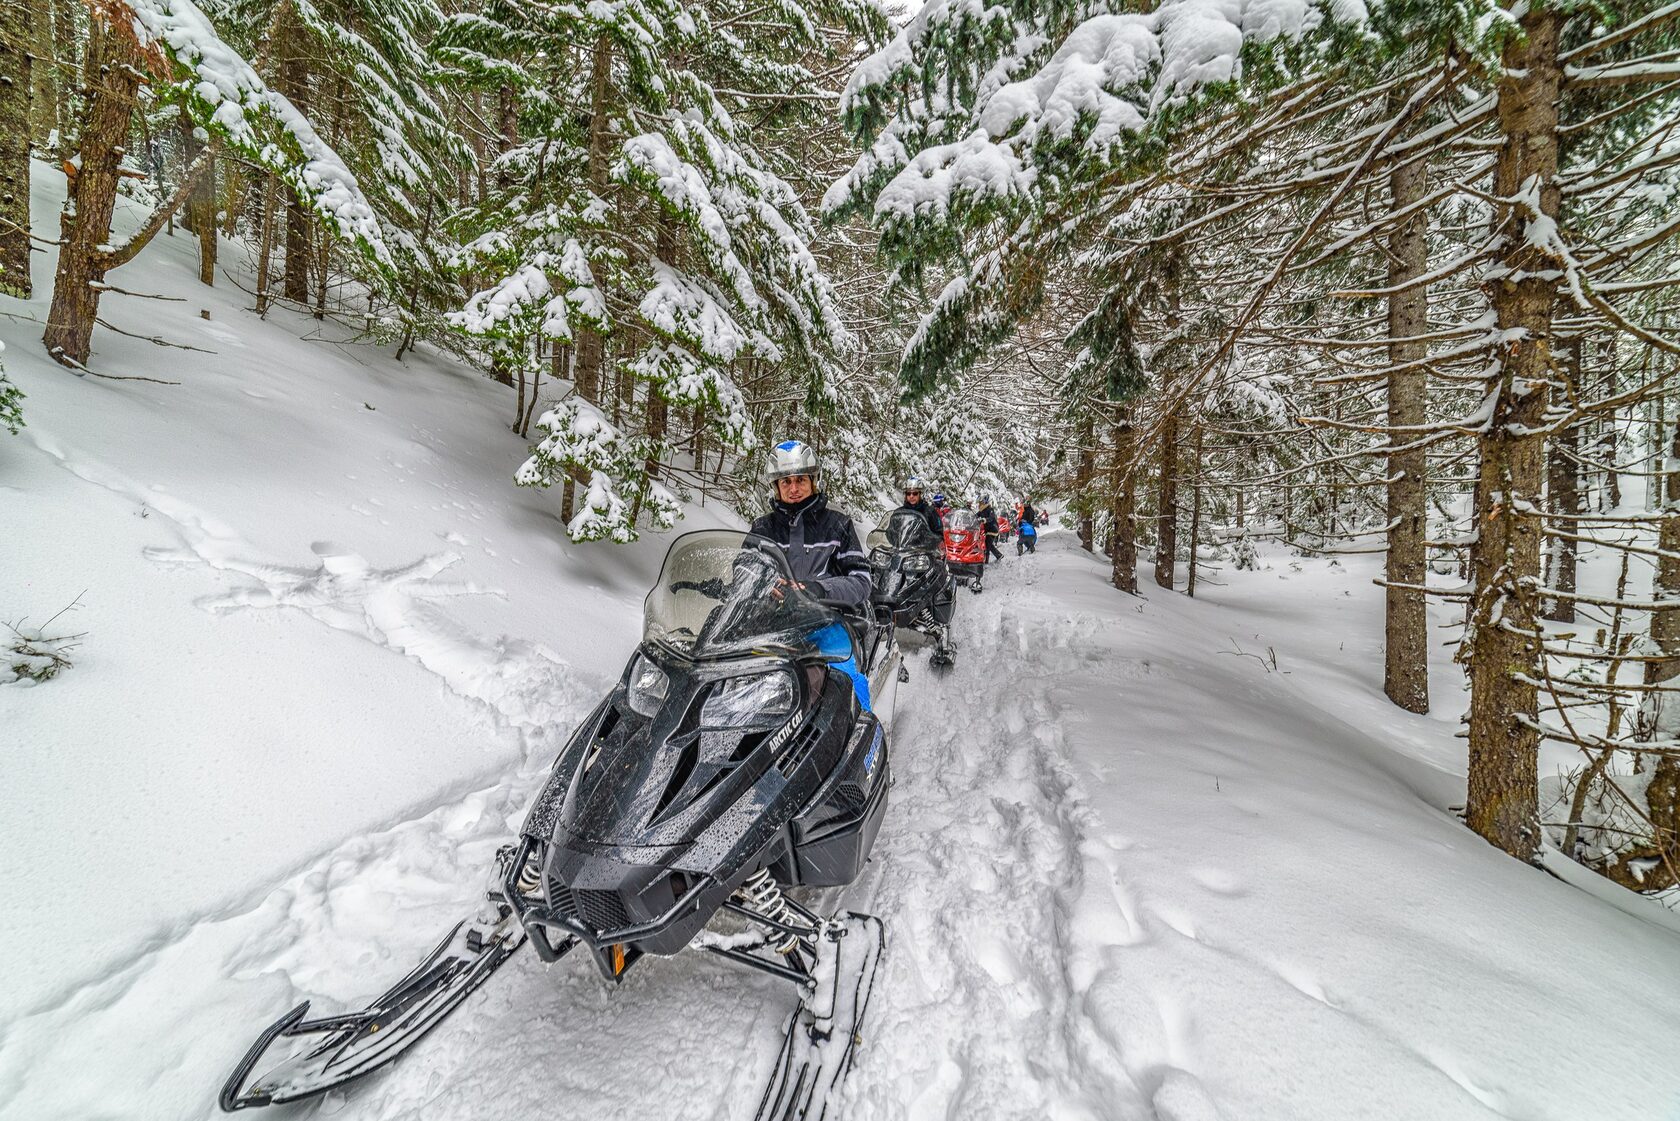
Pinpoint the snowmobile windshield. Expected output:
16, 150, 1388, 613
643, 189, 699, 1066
947, 510, 981, 533
880, 511, 940, 552
644, 531, 841, 660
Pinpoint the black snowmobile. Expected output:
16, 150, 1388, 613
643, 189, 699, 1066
869, 509, 956, 667
221, 530, 900, 1118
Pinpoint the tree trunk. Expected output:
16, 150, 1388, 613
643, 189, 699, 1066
180, 107, 216, 287
1463, 9, 1563, 863
277, 27, 311, 306
1618, 416, 1680, 892
646, 389, 668, 482
255, 173, 278, 315
1110, 412, 1137, 593
313, 219, 329, 317
572, 35, 614, 407
221, 161, 243, 238
1384, 153, 1430, 713
1600, 337, 1620, 510
1, 0, 35, 299
41, 25, 138, 365
513, 350, 528, 432
1186, 424, 1204, 598
1076, 414, 1095, 551
52, 0, 77, 151
694, 404, 708, 503
1543, 338, 1581, 623
394, 192, 434, 361
26, 0, 52, 146
1154, 406, 1179, 591
520, 343, 543, 437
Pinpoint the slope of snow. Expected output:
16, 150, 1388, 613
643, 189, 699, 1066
4, 160, 1680, 1121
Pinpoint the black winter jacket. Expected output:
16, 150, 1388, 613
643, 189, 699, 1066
749, 493, 872, 608
976, 505, 1000, 538
892, 499, 944, 537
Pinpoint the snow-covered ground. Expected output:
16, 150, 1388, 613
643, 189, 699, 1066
5, 162, 1680, 1121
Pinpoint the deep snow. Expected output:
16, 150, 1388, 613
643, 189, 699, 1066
5, 160, 1680, 1121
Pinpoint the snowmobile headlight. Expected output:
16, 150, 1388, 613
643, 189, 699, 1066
903, 554, 931, 574
869, 547, 891, 569
701, 670, 795, 728
628, 654, 669, 718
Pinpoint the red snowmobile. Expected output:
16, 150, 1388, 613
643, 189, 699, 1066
943, 509, 986, 594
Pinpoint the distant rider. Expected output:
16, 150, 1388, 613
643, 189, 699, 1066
1016, 498, 1040, 555
750, 440, 872, 708
893, 476, 944, 537
976, 495, 1004, 564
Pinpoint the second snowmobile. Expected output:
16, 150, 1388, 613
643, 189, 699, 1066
221, 530, 898, 1118
943, 508, 987, 593
869, 509, 956, 666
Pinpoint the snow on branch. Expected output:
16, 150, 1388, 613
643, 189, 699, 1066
827, 0, 1380, 234
121, 0, 389, 264
517, 399, 681, 543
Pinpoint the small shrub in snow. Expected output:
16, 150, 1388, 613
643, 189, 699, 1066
3, 598, 87, 685
1231, 532, 1259, 571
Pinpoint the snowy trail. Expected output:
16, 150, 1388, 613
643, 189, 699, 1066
9, 479, 1680, 1121
849, 578, 1151, 1120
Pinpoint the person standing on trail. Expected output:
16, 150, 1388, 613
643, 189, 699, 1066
976, 495, 1004, 564
1016, 498, 1040, 555
893, 476, 943, 536
750, 440, 872, 708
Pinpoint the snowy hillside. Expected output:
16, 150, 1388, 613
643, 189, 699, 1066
5, 161, 1680, 1121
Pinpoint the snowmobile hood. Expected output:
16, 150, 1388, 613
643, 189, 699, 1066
524, 652, 834, 855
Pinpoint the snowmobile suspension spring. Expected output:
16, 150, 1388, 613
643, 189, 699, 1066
516, 852, 544, 898
736, 870, 803, 954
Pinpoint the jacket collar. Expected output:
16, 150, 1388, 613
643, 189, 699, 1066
772, 492, 826, 521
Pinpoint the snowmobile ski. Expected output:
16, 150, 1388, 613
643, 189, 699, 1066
753, 912, 886, 1121
219, 900, 538, 1110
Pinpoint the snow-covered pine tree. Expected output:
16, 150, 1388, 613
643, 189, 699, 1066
40, 0, 388, 367
211, 0, 468, 321
444, 0, 885, 542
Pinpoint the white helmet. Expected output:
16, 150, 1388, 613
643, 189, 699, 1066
903, 475, 925, 493
764, 439, 821, 487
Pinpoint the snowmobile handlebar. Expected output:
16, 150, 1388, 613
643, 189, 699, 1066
670, 577, 729, 600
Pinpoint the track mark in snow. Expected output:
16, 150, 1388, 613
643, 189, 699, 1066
1149, 1066, 1225, 1121
1271, 961, 1334, 1006
856, 590, 1162, 1118
1152, 905, 1200, 942
1186, 866, 1245, 897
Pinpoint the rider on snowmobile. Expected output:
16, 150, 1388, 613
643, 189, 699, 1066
750, 440, 873, 708
893, 476, 943, 536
